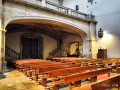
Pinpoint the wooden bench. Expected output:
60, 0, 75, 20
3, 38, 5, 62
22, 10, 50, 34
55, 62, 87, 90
26, 64, 71, 76
33, 65, 81, 86
15, 60, 50, 70
91, 74, 120, 90
47, 66, 97, 78
116, 67, 120, 73
116, 61, 120, 68
115, 61, 120, 73
51, 68, 112, 90
72, 74, 120, 90
52, 57, 87, 64
40, 65, 97, 86
18, 61, 68, 73
26, 62, 79, 73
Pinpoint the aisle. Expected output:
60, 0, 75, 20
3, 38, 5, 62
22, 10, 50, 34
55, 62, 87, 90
0, 70, 45, 90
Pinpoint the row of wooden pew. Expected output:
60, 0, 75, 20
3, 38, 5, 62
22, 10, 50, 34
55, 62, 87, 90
13, 58, 120, 90
52, 57, 120, 69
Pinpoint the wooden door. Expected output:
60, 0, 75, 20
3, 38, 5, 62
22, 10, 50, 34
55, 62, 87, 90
21, 37, 42, 59
22, 38, 31, 58
31, 38, 38, 58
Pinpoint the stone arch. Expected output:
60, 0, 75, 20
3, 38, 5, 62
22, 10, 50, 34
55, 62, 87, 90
5, 16, 89, 58
4, 16, 87, 39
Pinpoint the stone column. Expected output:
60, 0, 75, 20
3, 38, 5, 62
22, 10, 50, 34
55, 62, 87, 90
0, 29, 6, 74
89, 22, 97, 59
83, 21, 97, 59
0, 1, 6, 74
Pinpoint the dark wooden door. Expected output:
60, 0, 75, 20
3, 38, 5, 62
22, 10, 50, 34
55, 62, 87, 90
31, 38, 39, 58
22, 37, 39, 59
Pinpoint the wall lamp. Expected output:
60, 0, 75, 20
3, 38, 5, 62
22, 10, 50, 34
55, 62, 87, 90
98, 28, 103, 38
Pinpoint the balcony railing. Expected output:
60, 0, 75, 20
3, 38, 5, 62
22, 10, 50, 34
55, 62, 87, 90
45, 1, 69, 14
6, 0, 95, 21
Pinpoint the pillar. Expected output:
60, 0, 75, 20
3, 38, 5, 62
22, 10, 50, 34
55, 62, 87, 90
0, 1, 6, 74
83, 21, 97, 59
89, 22, 97, 59
0, 29, 6, 74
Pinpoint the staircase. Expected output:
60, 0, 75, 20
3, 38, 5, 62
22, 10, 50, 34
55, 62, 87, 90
5, 46, 20, 61
49, 45, 62, 57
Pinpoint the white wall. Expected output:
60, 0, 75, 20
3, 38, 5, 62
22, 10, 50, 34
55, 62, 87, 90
87, 0, 120, 58
6, 32, 21, 53
42, 34, 57, 59
6, 32, 57, 59
62, 0, 120, 58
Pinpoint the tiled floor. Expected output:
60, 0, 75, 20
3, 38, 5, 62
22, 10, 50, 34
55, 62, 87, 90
0, 70, 45, 90
0, 69, 79, 90
0, 69, 118, 90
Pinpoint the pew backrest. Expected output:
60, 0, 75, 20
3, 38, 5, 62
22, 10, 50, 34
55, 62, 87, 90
47, 65, 97, 78
91, 74, 120, 90
60, 68, 112, 84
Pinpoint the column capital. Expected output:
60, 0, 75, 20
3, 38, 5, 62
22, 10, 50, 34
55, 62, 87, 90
0, 29, 7, 32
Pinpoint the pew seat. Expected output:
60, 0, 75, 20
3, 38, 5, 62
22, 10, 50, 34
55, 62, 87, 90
72, 74, 120, 90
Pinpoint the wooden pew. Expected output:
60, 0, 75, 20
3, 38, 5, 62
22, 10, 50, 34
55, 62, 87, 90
16, 60, 51, 70
92, 60, 104, 68
72, 74, 120, 90
103, 60, 115, 68
26, 62, 80, 74
19, 61, 68, 74
116, 67, 120, 73
115, 61, 120, 73
91, 74, 120, 90
26, 64, 71, 76
51, 68, 112, 90
15, 59, 45, 66
116, 61, 120, 68
40, 66, 97, 86
33, 64, 81, 86
52, 57, 87, 64
47, 66, 97, 78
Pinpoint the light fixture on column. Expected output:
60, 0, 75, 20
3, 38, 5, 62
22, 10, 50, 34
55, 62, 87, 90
98, 28, 103, 38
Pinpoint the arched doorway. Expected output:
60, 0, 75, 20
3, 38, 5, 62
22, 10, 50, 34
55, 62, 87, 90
21, 32, 43, 59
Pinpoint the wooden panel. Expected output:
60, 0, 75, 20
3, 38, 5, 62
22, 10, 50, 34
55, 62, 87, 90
22, 38, 31, 58
22, 37, 40, 59
97, 49, 107, 59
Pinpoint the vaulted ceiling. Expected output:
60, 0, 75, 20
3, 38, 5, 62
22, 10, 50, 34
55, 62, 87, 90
6, 22, 74, 40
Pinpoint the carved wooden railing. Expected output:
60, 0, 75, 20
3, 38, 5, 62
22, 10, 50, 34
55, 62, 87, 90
6, 0, 95, 21
5, 46, 20, 60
